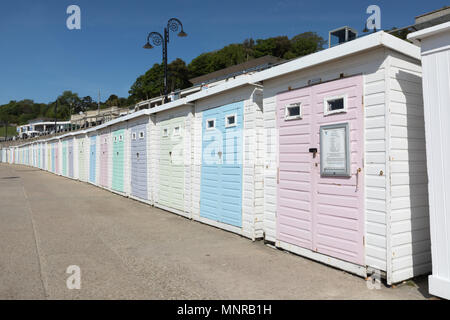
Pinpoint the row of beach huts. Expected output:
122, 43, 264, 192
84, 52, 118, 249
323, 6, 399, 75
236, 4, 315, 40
1, 29, 449, 298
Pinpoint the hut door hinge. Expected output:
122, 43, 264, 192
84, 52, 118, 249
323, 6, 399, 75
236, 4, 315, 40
277, 167, 280, 184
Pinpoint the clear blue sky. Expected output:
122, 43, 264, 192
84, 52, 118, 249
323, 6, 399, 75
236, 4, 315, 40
0, 0, 447, 105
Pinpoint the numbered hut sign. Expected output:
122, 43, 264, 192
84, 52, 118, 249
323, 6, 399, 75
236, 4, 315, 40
320, 122, 350, 177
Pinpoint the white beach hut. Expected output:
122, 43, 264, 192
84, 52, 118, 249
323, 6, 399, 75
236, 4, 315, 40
254, 31, 430, 284
409, 22, 450, 299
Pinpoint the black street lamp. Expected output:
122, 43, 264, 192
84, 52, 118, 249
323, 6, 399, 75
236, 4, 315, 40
54, 99, 58, 135
143, 18, 187, 103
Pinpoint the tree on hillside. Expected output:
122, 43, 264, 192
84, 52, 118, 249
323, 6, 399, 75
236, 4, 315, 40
242, 38, 255, 61
187, 31, 325, 77
168, 58, 191, 92
286, 32, 327, 59
0, 107, 17, 137
187, 52, 215, 78
105, 94, 119, 107
57, 91, 83, 115
81, 96, 97, 111
129, 58, 190, 102
388, 27, 410, 40
253, 36, 291, 58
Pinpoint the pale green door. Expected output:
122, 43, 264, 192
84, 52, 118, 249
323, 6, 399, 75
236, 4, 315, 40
159, 117, 185, 211
112, 129, 125, 192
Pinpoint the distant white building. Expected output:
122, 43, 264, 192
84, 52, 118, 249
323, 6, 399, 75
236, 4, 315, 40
70, 106, 133, 129
17, 119, 71, 139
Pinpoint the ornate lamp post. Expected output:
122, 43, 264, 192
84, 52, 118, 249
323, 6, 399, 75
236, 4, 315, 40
143, 18, 187, 103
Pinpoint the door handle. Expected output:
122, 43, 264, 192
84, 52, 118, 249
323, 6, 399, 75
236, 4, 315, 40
309, 147, 318, 158
355, 168, 362, 192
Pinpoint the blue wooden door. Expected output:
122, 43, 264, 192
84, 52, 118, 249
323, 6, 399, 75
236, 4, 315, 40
130, 123, 148, 200
200, 101, 243, 227
89, 136, 96, 183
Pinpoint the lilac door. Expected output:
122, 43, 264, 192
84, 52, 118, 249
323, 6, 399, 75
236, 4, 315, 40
99, 132, 109, 187
130, 122, 148, 200
277, 75, 364, 265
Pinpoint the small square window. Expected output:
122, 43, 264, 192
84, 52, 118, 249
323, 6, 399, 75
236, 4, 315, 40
173, 126, 180, 136
139, 131, 144, 139
324, 95, 347, 115
206, 119, 215, 130
285, 103, 302, 120
119, 135, 123, 141
225, 114, 237, 128
163, 128, 169, 137
132, 132, 137, 140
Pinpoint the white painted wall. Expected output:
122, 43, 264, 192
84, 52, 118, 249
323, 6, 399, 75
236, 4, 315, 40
386, 51, 431, 284
409, 23, 450, 299
149, 115, 156, 204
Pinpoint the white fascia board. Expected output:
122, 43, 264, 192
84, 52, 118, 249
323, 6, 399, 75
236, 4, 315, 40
185, 75, 251, 103
135, 85, 202, 108
73, 130, 88, 137
380, 32, 420, 59
408, 21, 450, 42
146, 98, 188, 114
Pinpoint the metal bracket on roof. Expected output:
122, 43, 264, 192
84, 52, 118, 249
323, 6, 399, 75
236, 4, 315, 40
249, 82, 263, 88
